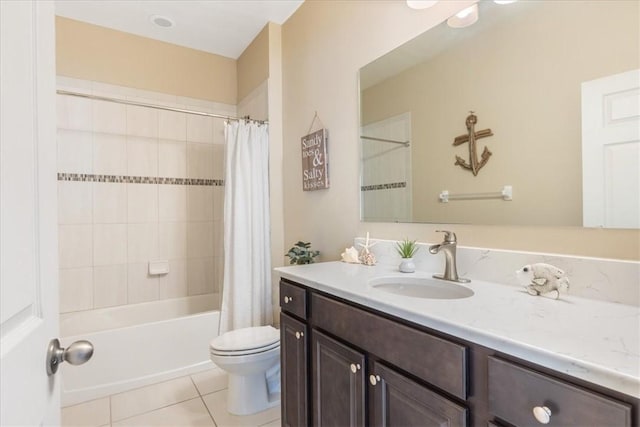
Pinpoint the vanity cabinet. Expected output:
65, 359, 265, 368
280, 279, 469, 427
279, 278, 638, 427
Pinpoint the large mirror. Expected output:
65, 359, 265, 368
359, 0, 639, 228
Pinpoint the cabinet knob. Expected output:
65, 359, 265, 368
532, 406, 552, 424
350, 363, 361, 373
369, 374, 381, 386
295, 331, 304, 339
284, 296, 292, 303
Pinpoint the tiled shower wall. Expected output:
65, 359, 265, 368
361, 113, 412, 222
56, 77, 233, 314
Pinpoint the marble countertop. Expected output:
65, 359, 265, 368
276, 261, 640, 399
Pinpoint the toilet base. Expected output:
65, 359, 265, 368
227, 372, 280, 415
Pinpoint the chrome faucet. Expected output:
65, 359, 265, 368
429, 230, 470, 283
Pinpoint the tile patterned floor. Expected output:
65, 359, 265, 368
61, 367, 281, 427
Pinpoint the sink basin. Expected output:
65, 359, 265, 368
369, 276, 474, 300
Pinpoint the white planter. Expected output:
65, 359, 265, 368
399, 258, 415, 273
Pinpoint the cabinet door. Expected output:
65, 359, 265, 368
370, 362, 468, 427
281, 313, 308, 427
312, 330, 366, 427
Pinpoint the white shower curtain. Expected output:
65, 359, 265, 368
219, 120, 272, 333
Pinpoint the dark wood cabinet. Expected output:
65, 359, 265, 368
279, 279, 638, 427
311, 292, 468, 400
280, 312, 308, 427
370, 361, 468, 427
311, 330, 365, 427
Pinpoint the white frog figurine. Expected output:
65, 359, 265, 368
516, 263, 570, 300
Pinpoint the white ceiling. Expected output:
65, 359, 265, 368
55, 0, 304, 59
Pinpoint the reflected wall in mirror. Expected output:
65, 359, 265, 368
359, 0, 639, 228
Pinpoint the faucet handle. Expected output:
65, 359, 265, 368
435, 230, 457, 242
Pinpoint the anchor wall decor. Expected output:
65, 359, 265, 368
453, 112, 493, 176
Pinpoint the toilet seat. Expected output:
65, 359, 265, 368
210, 325, 279, 355
210, 340, 279, 356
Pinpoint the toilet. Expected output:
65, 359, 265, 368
209, 325, 281, 415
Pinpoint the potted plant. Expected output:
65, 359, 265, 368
395, 238, 419, 273
286, 241, 320, 265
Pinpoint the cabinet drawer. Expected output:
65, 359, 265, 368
280, 280, 307, 319
488, 356, 632, 426
311, 293, 468, 400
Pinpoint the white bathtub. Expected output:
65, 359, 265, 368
60, 294, 220, 406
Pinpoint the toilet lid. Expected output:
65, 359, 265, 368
210, 325, 279, 352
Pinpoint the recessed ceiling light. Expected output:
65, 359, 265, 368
406, 1, 438, 9
447, 4, 479, 28
150, 15, 175, 28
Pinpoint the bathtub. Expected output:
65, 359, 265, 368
59, 294, 220, 406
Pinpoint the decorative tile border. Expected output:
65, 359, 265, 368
361, 181, 407, 192
57, 173, 224, 186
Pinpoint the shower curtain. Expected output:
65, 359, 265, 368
219, 120, 272, 333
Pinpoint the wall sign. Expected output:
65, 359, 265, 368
301, 128, 329, 191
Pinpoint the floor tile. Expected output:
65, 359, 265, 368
61, 397, 110, 427
191, 367, 228, 395
202, 389, 280, 427
111, 375, 199, 421
112, 397, 215, 427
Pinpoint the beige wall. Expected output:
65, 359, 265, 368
56, 16, 237, 104
237, 24, 270, 102
267, 23, 285, 324
362, 0, 639, 227
282, 1, 640, 261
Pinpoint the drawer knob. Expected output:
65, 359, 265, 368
350, 363, 361, 373
295, 331, 304, 340
369, 374, 381, 386
284, 296, 292, 303
533, 406, 552, 424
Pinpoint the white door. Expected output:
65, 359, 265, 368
582, 69, 640, 228
1, 1, 60, 425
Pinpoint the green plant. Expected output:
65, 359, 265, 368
286, 241, 320, 265
395, 238, 419, 258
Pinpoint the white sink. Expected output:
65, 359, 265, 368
369, 276, 474, 300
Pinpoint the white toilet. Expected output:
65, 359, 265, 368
209, 325, 281, 415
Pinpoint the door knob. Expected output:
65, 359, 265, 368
46, 338, 94, 375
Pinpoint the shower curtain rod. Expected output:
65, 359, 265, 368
360, 135, 410, 147
56, 90, 268, 124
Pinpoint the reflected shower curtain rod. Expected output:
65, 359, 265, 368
56, 90, 268, 124
360, 135, 410, 146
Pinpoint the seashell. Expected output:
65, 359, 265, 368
341, 246, 361, 264
361, 252, 377, 266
